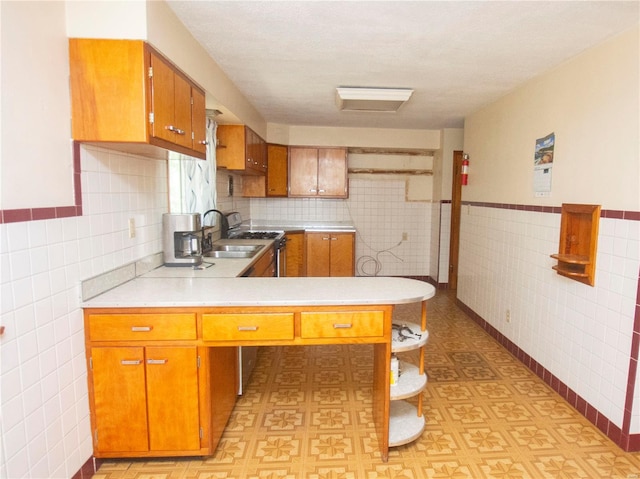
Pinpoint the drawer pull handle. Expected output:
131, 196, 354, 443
131, 326, 153, 332
237, 326, 259, 331
121, 359, 142, 366
147, 359, 168, 365
333, 323, 352, 329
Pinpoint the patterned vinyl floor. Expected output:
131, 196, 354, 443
92, 290, 640, 478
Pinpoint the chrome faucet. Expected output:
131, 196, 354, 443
202, 209, 229, 240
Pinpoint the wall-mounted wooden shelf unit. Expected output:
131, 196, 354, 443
550, 203, 600, 286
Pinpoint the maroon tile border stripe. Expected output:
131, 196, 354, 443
459, 200, 640, 221
0, 142, 82, 224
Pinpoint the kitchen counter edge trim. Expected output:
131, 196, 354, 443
81, 277, 436, 308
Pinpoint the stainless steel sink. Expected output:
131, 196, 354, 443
203, 244, 262, 259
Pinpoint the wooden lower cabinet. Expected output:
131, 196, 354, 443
90, 346, 200, 454
85, 311, 239, 458
83, 298, 404, 461
306, 232, 354, 277
284, 231, 305, 277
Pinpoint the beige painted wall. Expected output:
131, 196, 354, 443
463, 26, 639, 211
145, 1, 266, 137
65, 0, 147, 38
285, 125, 440, 149
1, 1, 74, 209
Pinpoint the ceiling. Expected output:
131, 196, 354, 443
167, 1, 639, 130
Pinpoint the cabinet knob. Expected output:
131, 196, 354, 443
198, 140, 209, 145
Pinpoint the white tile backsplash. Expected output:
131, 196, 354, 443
249, 178, 433, 276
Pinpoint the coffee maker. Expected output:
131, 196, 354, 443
162, 213, 203, 266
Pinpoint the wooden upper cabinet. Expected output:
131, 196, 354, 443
267, 144, 289, 197
69, 38, 206, 160
191, 89, 207, 155
289, 147, 348, 198
150, 52, 192, 150
217, 125, 266, 175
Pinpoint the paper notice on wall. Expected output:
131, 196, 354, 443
534, 132, 554, 197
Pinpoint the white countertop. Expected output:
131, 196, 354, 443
82, 276, 435, 308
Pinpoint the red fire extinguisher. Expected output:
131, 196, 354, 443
461, 154, 469, 185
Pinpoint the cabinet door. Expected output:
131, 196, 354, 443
289, 147, 319, 196
318, 148, 348, 197
256, 134, 267, 173
91, 347, 148, 453
146, 347, 200, 451
69, 39, 148, 142
330, 233, 355, 277
267, 144, 288, 196
284, 232, 305, 277
216, 125, 246, 170
191, 88, 207, 155
173, 73, 193, 149
149, 52, 176, 145
306, 233, 331, 276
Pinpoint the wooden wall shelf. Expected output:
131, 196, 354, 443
550, 204, 600, 286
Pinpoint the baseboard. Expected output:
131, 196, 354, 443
456, 298, 640, 452
71, 456, 102, 479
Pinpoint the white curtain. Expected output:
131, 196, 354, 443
167, 118, 218, 214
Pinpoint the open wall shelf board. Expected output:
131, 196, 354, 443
550, 203, 600, 286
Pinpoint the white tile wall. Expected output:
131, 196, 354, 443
249, 178, 432, 276
457, 205, 640, 432
0, 145, 168, 478
438, 202, 451, 283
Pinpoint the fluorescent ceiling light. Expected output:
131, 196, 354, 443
336, 87, 414, 112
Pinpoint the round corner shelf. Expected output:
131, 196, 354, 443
390, 362, 427, 400
391, 323, 429, 352
388, 400, 425, 447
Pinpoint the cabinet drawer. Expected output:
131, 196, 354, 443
202, 313, 294, 341
88, 314, 197, 341
300, 311, 384, 338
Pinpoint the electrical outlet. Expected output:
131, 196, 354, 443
402, 232, 408, 241
128, 218, 136, 238
506, 309, 511, 323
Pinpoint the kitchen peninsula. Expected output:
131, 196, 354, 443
82, 269, 435, 462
